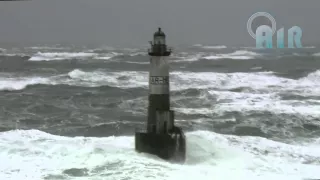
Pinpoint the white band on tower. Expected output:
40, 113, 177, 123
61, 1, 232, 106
149, 56, 170, 95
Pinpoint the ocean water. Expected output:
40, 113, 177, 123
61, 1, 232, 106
0, 44, 319, 180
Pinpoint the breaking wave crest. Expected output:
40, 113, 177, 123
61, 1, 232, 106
28, 52, 98, 61
0, 129, 319, 180
28, 52, 120, 61
203, 50, 261, 60
1, 69, 319, 120
1, 69, 319, 92
23, 49, 320, 62
192, 44, 227, 49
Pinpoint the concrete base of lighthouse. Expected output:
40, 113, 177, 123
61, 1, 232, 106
135, 126, 186, 163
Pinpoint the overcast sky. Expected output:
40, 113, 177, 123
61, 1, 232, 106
0, 0, 319, 47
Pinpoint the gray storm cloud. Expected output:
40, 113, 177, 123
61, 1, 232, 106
0, 0, 319, 47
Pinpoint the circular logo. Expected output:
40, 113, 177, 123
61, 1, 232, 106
247, 12, 277, 39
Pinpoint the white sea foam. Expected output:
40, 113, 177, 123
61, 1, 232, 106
25, 46, 68, 50
87, 46, 116, 52
0, 129, 319, 180
129, 52, 147, 56
0, 53, 27, 57
93, 52, 122, 60
251, 66, 263, 70
1, 69, 319, 119
173, 70, 320, 95
193, 44, 227, 49
204, 91, 319, 117
0, 77, 49, 91
203, 50, 261, 60
173, 53, 204, 62
67, 69, 148, 88
25, 49, 264, 62
28, 51, 121, 61
126, 61, 149, 65
28, 52, 98, 61
173, 91, 320, 120
172, 70, 320, 117
1, 69, 319, 95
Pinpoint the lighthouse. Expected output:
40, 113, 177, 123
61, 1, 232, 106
135, 28, 186, 163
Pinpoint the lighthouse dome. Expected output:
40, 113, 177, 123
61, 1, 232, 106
154, 28, 166, 37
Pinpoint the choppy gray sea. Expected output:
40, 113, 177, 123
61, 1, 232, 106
0, 44, 320, 180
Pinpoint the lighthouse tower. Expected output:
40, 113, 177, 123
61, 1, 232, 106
135, 28, 186, 163
147, 27, 172, 133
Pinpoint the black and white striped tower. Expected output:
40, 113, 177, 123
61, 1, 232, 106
147, 27, 174, 133
135, 28, 186, 163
